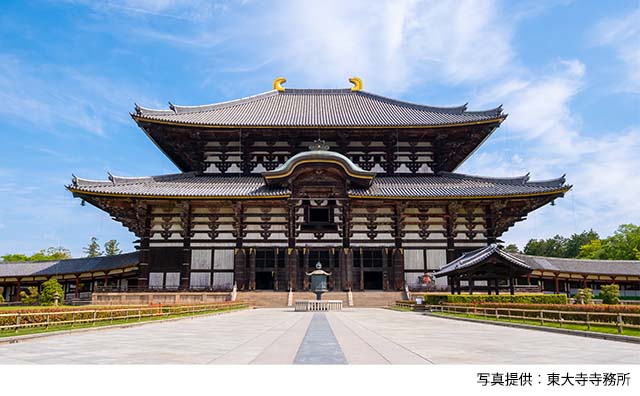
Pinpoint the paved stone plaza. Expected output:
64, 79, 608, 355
1, 308, 639, 364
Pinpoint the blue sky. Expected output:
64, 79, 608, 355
0, 0, 638, 257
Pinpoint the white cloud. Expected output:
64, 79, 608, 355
269, 0, 514, 92
463, 59, 640, 247
592, 6, 640, 94
0, 54, 157, 137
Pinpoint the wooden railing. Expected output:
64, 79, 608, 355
424, 304, 640, 334
0, 302, 247, 333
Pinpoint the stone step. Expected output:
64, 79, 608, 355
237, 290, 404, 307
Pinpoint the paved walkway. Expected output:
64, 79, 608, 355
1, 308, 639, 364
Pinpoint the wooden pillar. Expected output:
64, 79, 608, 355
469, 278, 474, 295
583, 276, 588, 289
340, 248, 353, 290
526, 274, 531, 286
303, 248, 310, 290
103, 273, 109, 289
554, 274, 560, 294
14, 278, 21, 302
136, 203, 151, 290
234, 248, 246, 290
391, 248, 405, 290
445, 204, 457, 263
286, 201, 298, 290
74, 276, 80, 298
495, 279, 500, 295
509, 277, 515, 295
180, 202, 192, 290
249, 248, 256, 290
274, 248, 279, 291
457, 278, 462, 295
392, 203, 405, 290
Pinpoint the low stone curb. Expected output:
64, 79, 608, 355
423, 312, 640, 344
0, 307, 247, 345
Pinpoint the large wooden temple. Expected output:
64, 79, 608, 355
67, 77, 571, 293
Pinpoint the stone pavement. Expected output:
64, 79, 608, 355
0, 308, 639, 364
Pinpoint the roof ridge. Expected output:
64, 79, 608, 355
136, 91, 278, 116
515, 253, 639, 264
356, 90, 469, 114
438, 171, 531, 185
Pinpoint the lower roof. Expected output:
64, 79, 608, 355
514, 254, 640, 277
0, 252, 139, 279
68, 172, 569, 200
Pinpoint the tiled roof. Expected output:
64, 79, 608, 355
435, 244, 531, 277
68, 172, 569, 199
133, 89, 505, 128
349, 173, 568, 198
514, 254, 640, 277
0, 252, 139, 279
69, 173, 289, 198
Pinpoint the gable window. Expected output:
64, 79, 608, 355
302, 200, 337, 230
309, 207, 330, 223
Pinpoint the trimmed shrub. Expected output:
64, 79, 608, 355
40, 279, 64, 306
0, 302, 246, 328
574, 288, 593, 304
423, 294, 449, 305
445, 294, 567, 305
20, 287, 39, 305
600, 284, 620, 305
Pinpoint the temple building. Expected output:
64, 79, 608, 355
63, 77, 572, 293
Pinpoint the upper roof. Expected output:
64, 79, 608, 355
0, 252, 139, 279
514, 254, 640, 277
133, 88, 505, 128
68, 171, 569, 200
434, 244, 531, 277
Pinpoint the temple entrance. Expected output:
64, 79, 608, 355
255, 271, 274, 290
363, 272, 383, 290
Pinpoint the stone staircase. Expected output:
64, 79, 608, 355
237, 290, 404, 308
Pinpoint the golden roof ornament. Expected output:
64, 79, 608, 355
349, 77, 363, 91
273, 77, 286, 92
309, 139, 330, 151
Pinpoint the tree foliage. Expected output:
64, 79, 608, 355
104, 239, 122, 256
83, 237, 103, 257
1, 247, 71, 263
502, 244, 519, 253
40, 279, 64, 306
523, 229, 599, 258
20, 287, 39, 305
578, 224, 640, 260
600, 284, 620, 305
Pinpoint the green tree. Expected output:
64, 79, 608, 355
578, 224, 640, 260
523, 235, 567, 257
104, 239, 122, 256
83, 237, 103, 257
578, 239, 603, 259
599, 284, 620, 305
30, 247, 71, 261
1, 253, 30, 262
565, 229, 599, 258
1, 247, 71, 263
20, 286, 39, 305
503, 244, 519, 253
40, 279, 65, 306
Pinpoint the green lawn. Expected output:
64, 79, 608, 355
431, 311, 640, 337
0, 305, 248, 338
